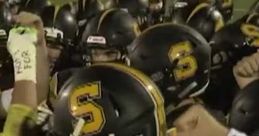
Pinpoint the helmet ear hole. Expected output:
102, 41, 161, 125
109, 94, 121, 118
239, 107, 249, 116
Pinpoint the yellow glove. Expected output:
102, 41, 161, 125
2, 104, 37, 136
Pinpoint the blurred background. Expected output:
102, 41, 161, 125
232, 0, 257, 22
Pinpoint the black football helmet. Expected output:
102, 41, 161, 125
229, 80, 259, 135
75, 0, 117, 39
214, 0, 233, 22
211, 15, 259, 66
22, 0, 78, 47
186, 3, 224, 41
128, 23, 211, 108
51, 63, 167, 136
76, 0, 117, 21
171, 0, 213, 24
118, 0, 164, 30
203, 15, 259, 112
40, 4, 78, 47
80, 8, 141, 64
118, 0, 163, 17
23, 0, 79, 73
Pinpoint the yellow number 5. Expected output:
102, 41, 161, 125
168, 41, 198, 81
70, 81, 106, 135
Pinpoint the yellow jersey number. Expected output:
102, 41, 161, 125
168, 41, 198, 81
70, 81, 106, 135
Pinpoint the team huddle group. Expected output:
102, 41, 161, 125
0, 0, 259, 136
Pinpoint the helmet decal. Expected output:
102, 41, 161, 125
69, 81, 106, 135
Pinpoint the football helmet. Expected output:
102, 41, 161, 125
229, 80, 259, 135
81, 9, 140, 64
186, 3, 224, 41
40, 4, 78, 47
118, 0, 163, 17
214, 0, 233, 22
128, 23, 211, 107
76, 0, 117, 39
76, 0, 117, 21
51, 63, 167, 136
118, 0, 163, 30
205, 16, 259, 112
21, 0, 50, 15
171, 0, 214, 24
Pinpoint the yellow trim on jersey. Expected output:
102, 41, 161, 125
92, 63, 167, 136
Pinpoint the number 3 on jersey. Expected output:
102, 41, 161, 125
70, 81, 106, 135
168, 41, 198, 81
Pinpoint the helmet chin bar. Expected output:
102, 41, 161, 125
71, 118, 85, 136
0, 29, 7, 37
177, 81, 198, 99
189, 79, 209, 97
44, 27, 64, 40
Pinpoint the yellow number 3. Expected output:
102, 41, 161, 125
70, 81, 106, 135
168, 41, 198, 81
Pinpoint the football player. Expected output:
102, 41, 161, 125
80, 8, 141, 65
127, 23, 211, 125
0, 0, 78, 118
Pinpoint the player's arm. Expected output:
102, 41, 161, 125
172, 105, 248, 136
2, 12, 49, 136
233, 52, 259, 89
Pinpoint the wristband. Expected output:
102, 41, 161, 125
3, 104, 37, 136
228, 128, 247, 136
7, 27, 37, 83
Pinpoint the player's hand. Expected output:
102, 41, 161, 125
173, 105, 229, 136
36, 101, 53, 125
233, 52, 259, 89
13, 11, 46, 47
